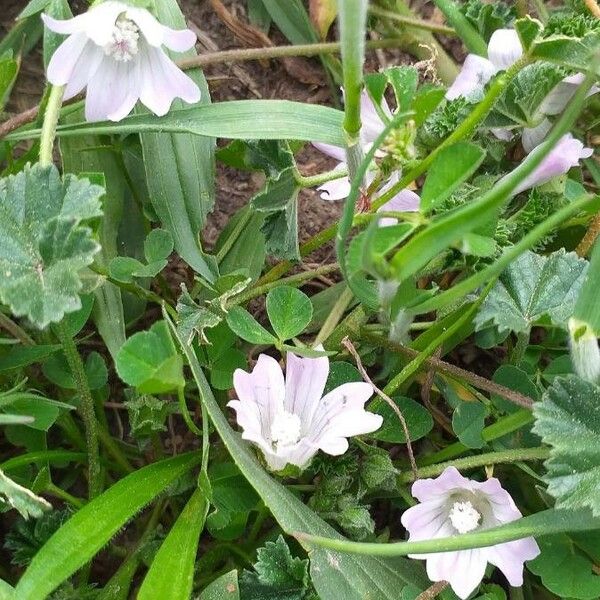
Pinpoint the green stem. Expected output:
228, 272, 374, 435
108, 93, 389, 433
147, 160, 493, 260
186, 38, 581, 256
1, 450, 87, 471
38, 85, 65, 167
339, 0, 369, 142
45, 482, 85, 508
230, 264, 338, 306
420, 410, 534, 466
295, 166, 348, 188
398, 447, 550, 483
314, 286, 355, 346
216, 208, 253, 264
178, 387, 203, 437
431, 0, 487, 56
0, 311, 34, 345
55, 321, 102, 499
368, 5, 456, 35
96, 427, 135, 474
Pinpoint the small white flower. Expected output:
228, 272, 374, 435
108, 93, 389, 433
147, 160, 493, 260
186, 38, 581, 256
42, 1, 201, 122
401, 467, 540, 599
228, 350, 383, 471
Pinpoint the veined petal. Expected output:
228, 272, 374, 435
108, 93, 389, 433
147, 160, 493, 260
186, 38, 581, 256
46, 32, 89, 86
411, 466, 472, 503
512, 134, 592, 195
488, 29, 523, 71
360, 90, 389, 144
540, 73, 600, 117
284, 350, 329, 429
127, 6, 196, 51
62, 40, 105, 100
233, 353, 285, 440
400, 498, 447, 541
445, 54, 496, 100
428, 549, 488, 599
487, 538, 540, 586
84, 57, 125, 122
138, 45, 200, 116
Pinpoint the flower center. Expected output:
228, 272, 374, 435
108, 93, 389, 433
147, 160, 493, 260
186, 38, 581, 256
104, 17, 140, 62
270, 411, 302, 448
448, 500, 481, 534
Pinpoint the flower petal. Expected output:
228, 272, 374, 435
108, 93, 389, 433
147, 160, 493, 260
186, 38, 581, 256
45, 32, 89, 87
62, 41, 105, 100
232, 353, 285, 444
540, 73, 600, 116
488, 29, 523, 71
360, 90, 389, 144
317, 163, 352, 201
84, 1, 128, 47
521, 118, 552, 153
401, 499, 448, 542
427, 549, 488, 599
138, 45, 201, 116
377, 187, 420, 226
487, 537, 540, 586
284, 349, 329, 428
445, 54, 496, 100
512, 134, 592, 195
313, 141, 346, 162
41, 12, 90, 36
410, 466, 472, 503
84, 58, 126, 122
127, 6, 196, 51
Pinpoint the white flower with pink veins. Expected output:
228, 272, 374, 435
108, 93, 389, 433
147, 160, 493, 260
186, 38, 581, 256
228, 350, 383, 471
42, 1, 201, 122
401, 467, 540, 599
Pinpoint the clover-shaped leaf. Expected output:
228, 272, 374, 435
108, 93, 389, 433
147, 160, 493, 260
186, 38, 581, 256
0, 164, 103, 328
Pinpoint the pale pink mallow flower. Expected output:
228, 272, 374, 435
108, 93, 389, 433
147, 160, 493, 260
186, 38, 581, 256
42, 1, 201, 122
313, 92, 419, 217
512, 133, 593, 195
228, 351, 383, 471
401, 467, 540, 599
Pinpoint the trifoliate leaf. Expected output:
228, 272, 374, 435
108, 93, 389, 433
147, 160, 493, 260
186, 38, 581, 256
475, 250, 588, 335
0, 164, 103, 328
0, 469, 51, 519
533, 375, 600, 516
240, 536, 311, 600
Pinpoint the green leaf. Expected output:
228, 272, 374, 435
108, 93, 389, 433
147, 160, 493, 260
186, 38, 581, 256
0, 164, 103, 329
240, 536, 310, 600
452, 401, 488, 449
573, 239, 600, 335
200, 571, 240, 600
124, 393, 170, 439
43, 0, 71, 69
0, 469, 51, 519
136, 0, 216, 284
226, 306, 277, 345
17, 0, 52, 18
144, 228, 173, 263
138, 488, 208, 600
168, 315, 431, 599
14, 453, 200, 600
14, 101, 346, 147
475, 250, 588, 335
528, 534, 600, 599
515, 16, 543, 51
0, 52, 18, 112
531, 32, 600, 74
420, 142, 486, 213
0, 345, 60, 372
370, 395, 434, 443
260, 0, 318, 44
252, 168, 301, 261
116, 321, 184, 394
533, 375, 600, 516
266, 286, 313, 340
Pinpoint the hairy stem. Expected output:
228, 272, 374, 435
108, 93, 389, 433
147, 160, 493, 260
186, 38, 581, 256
368, 5, 455, 35
0, 312, 34, 345
55, 321, 101, 499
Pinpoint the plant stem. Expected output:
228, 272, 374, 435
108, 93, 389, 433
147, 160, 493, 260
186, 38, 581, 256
368, 5, 456, 35
0, 312, 34, 345
257, 56, 528, 287
398, 447, 550, 483
362, 332, 534, 409
230, 264, 339, 306
295, 166, 348, 188
431, 0, 487, 56
96, 427, 135, 474
55, 321, 102, 499
420, 410, 534, 466
45, 482, 85, 508
576, 211, 600, 256
38, 84, 65, 167
314, 286, 355, 346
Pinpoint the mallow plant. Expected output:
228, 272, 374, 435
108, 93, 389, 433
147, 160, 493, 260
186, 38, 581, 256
0, 0, 600, 598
